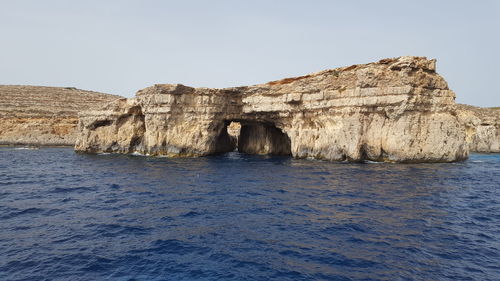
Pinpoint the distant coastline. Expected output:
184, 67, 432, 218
0, 85, 120, 147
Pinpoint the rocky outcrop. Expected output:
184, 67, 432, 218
457, 104, 500, 153
75, 56, 472, 162
0, 86, 120, 146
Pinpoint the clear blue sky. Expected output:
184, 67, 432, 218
1, 0, 498, 106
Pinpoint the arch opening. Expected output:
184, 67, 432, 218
214, 120, 291, 156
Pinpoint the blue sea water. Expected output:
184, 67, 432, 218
0, 147, 499, 281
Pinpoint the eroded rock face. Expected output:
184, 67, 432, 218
75, 56, 472, 162
457, 104, 500, 153
0, 86, 120, 146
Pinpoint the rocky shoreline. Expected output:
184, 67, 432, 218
1, 58, 498, 162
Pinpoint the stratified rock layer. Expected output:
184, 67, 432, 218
76, 56, 472, 162
457, 104, 500, 153
0, 86, 120, 146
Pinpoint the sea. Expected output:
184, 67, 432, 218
0, 147, 499, 281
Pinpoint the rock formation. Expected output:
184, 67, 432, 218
0, 86, 120, 146
75, 56, 472, 162
457, 104, 500, 153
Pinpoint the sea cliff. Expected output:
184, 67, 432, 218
75, 56, 473, 163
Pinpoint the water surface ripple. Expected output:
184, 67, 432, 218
0, 148, 499, 280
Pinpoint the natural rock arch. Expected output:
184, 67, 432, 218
75, 56, 473, 163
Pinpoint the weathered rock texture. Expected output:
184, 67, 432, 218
0, 86, 120, 146
76, 56, 472, 162
457, 104, 500, 153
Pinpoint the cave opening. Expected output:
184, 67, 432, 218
214, 121, 292, 156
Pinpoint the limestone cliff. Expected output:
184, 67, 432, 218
0, 86, 120, 146
457, 104, 500, 153
75, 56, 471, 162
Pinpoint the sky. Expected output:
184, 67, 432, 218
0, 0, 499, 107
